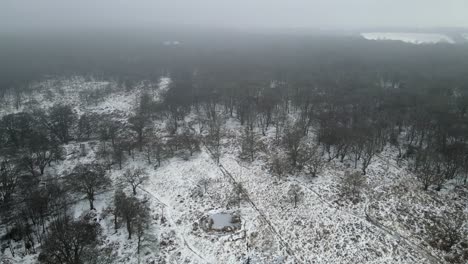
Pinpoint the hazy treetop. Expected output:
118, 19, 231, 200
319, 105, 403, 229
1, 0, 468, 32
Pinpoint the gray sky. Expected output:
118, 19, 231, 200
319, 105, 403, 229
1, 0, 468, 32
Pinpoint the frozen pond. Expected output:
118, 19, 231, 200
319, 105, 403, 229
201, 212, 241, 232
211, 213, 237, 229
361, 32, 455, 44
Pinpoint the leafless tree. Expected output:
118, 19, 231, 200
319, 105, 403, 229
426, 210, 466, 257
287, 184, 304, 208
38, 216, 101, 264
282, 122, 304, 167
228, 183, 247, 208
273, 105, 288, 143
207, 116, 223, 164
128, 112, 149, 152
135, 201, 150, 256
269, 153, 289, 179
114, 190, 150, 240
181, 125, 200, 156
68, 163, 111, 210
47, 104, 77, 144
197, 177, 211, 194
361, 138, 377, 175
0, 159, 20, 203
77, 114, 93, 141
240, 126, 260, 162
339, 170, 366, 203
112, 140, 126, 170
299, 143, 324, 177
414, 148, 440, 191
122, 167, 148, 195
143, 135, 162, 165
99, 117, 122, 149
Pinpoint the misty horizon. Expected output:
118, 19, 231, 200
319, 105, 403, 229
1, 1, 468, 264
2, 0, 468, 33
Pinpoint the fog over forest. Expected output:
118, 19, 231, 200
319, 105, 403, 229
2, 0, 468, 30
1, 1, 468, 264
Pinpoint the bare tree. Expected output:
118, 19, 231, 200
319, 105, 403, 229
20, 131, 64, 176
207, 117, 223, 164
68, 163, 111, 210
20, 153, 36, 177
1, 112, 35, 148
21, 187, 51, 244
350, 135, 365, 169
287, 184, 304, 208
38, 216, 101, 264
339, 170, 366, 203
299, 143, 324, 177
96, 142, 113, 170
282, 122, 304, 167
154, 141, 164, 168
228, 183, 247, 208
99, 117, 122, 149
114, 191, 150, 239
181, 125, 200, 156
270, 153, 289, 179
112, 189, 124, 232
135, 201, 150, 256
0, 159, 19, 203
240, 126, 260, 162
32, 135, 64, 175
112, 140, 126, 170
121, 167, 148, 195
361, 138, 377, 175
414, 148, 440, 191
128, 112, 149, 152
47, 104, 77, 144
273, 105, 288, 143
143, 135, 162, 165
197, 177, 211, 194
77, 114, 95, 141
426, 210, 466, 256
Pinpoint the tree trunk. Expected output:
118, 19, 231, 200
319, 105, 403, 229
89, 195, 95, 210
137, 235, 142, 255
127, 219, 132, 239
138, 133, 143, 152
114, 212, 118, 232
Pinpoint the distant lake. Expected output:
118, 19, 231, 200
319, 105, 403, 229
361, 32, 455, 44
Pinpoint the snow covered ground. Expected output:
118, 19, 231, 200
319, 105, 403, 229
361, 32, 455, 44
0, 76, 173, 120
1, 77, 467, 264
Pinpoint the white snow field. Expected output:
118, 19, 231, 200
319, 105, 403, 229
0, 77, 466, 264
361, 32, 455, 44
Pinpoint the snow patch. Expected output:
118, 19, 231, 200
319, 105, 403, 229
361, 32, 455, 44
163, 40, 181, 46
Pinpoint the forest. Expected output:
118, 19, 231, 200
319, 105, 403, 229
0, 29, 467, 263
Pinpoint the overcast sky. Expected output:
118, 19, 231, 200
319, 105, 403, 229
1, 0, 468, 32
